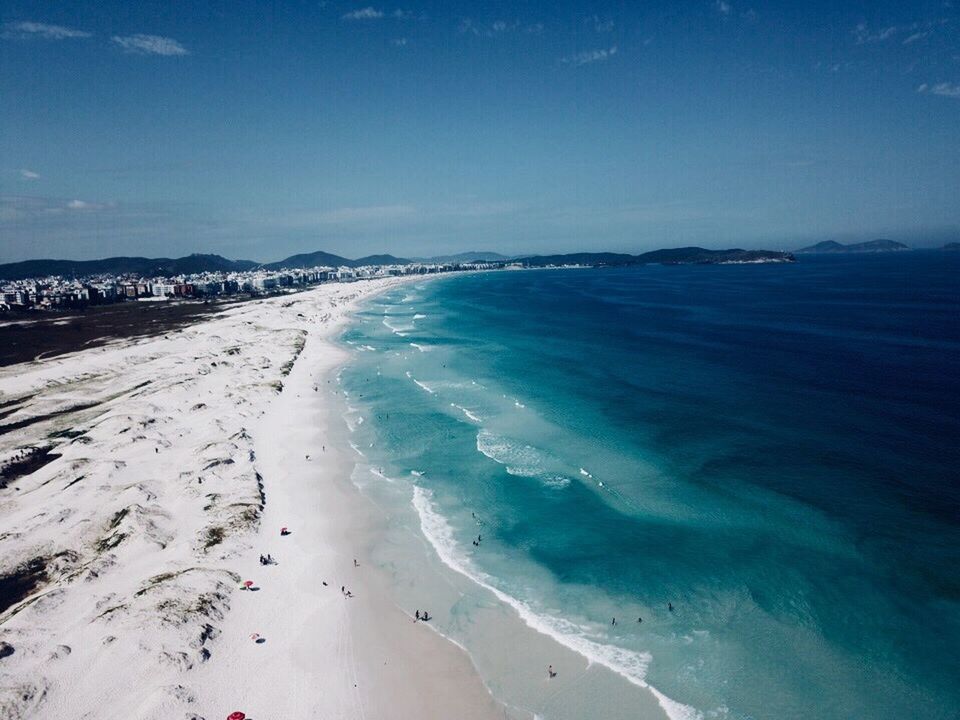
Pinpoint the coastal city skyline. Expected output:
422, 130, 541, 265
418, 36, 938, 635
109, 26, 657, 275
3, 0, 960, 263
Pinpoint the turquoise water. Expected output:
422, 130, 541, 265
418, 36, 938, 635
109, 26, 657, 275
339, 255, 960, 720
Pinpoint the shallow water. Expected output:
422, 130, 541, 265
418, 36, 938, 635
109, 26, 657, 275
339, 254, 960, 720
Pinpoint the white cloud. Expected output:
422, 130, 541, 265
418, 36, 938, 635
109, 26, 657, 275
20, 169, 40, 180
342, 7, 385, 20
715, 1, 732, 15
459, 18, 533, 37
853, 22, 898, 44
2, 21, 91, 40
562, 46, 618, 67
919, 81, 960, 98
902, 31, 930, 44
111, 34, 189, 56
591, 16, 615, 33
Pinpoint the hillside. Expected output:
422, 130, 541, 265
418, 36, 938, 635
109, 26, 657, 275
796, 239, 909, 254
517, 248, 794, 267
0, 254, 258, 281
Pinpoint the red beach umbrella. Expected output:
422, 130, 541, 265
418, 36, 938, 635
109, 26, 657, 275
243, 580, 254, 589
227, 713, 245, 720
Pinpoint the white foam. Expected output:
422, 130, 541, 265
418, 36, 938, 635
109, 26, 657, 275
369, 467, 395, 483
349, 442, 365, 457
410, 488, 701, 720
450, 403, 482, 423
413, 379, 435, 395
410, 343, 430, 352
475, 432, 572, 488
413, 314, 427, 320
580, 468, 593, 479
382, 317, 415, 335
410, 470, 425, 477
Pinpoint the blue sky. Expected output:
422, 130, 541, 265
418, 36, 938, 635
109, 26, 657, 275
1, 0, 958, 262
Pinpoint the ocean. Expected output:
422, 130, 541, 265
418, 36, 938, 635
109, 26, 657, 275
337, 253, 960, 720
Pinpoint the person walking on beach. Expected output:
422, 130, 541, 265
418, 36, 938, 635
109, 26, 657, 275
548, 665, 557, 679
611, 617, 616, 626
415, 610, 420, 621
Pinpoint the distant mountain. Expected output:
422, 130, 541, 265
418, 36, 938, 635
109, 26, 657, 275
0, 246, 795, 281
943, 242, 960, 251
352, 254, 411, 266
262, 250, 351, 270
0, 253, 258, 281
517, 247, 794, 267
264, 251, 411, 269
796, 239, 909, 254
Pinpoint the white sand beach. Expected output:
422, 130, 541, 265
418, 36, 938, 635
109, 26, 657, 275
0, 278, 504, 720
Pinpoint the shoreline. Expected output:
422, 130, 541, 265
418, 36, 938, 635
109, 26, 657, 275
336, 283, 679, 720
0, 276, 505, 719
2, 270, 679, 720
189, 274, 507, 718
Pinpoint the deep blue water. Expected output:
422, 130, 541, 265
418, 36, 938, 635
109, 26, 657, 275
340, 253, 960, 720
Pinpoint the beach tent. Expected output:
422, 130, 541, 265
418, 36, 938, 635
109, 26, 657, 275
227, 712, 245, 720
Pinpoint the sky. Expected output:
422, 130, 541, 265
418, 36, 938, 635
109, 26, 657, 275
1, 0, 959, 263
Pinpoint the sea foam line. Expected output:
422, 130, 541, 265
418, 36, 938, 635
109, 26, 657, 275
475, 430, 569, 487
411, 487, 702, 720
451, 403, 482, 423
382, 317, 414, 335
414, 379, 435, 394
